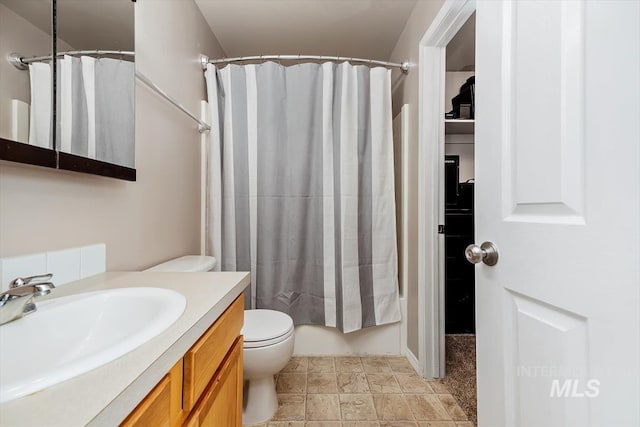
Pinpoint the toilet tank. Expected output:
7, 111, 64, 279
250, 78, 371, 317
145, 255, 217, 272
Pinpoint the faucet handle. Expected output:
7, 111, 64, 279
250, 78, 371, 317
32, 282, 55, 296
10, 273, 54, 288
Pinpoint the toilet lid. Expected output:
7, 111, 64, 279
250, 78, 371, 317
242, 310, 294, 347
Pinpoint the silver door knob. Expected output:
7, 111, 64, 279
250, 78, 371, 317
465, 242, 499, 266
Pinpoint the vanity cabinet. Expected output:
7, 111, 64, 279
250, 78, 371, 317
120, 363, 182, 427
184, 337, 243, 427
121, 294, 244, 427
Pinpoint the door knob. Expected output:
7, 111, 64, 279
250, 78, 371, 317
465, 242, 499, 266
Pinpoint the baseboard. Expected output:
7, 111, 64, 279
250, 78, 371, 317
400, 296, 408, 355
406, 347, 422, 377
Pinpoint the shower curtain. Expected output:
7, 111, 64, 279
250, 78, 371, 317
56, 55, 134, 167
205, 62, 400, 333
27, 55, 134, 165
28, 63, 52, 148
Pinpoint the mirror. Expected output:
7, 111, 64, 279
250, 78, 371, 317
55, 0, 135, 170
0, 0, 135, 180
0, 0, 55, 153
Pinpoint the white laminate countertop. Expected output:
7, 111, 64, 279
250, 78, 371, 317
0, 271, 250, 427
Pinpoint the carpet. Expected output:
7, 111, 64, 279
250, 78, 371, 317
444, 334, 477, 426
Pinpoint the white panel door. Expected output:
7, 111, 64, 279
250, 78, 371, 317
474, 1, 639, 426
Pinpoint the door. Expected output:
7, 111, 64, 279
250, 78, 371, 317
474, 1, 639, 426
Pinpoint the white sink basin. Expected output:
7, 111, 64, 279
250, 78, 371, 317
0, 287, 186, 403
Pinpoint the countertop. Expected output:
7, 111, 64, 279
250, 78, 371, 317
0, 271, 250, 427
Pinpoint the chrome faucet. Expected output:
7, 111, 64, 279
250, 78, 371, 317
0, 273, 55, 325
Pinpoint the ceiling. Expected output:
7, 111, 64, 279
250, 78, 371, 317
4, 0, 431, 65
194, 0, 418, 61
56, 0, 134, 51
1, 0, 51, 36
1, 0, 134, 52
446, 12, 475, 71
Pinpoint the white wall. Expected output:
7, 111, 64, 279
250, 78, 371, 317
293, 311, 405, 356
0, 0, 226, 271
388, 0, 445, 358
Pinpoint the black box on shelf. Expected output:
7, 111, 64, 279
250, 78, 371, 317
447, 76, 475, 119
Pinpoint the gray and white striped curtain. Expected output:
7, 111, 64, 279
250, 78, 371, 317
205, 62, 400, 333
55, 55, 134, 167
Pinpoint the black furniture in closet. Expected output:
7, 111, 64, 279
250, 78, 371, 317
444, 155, 475, 334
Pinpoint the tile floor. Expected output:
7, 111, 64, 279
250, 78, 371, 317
244, 356, 474, 427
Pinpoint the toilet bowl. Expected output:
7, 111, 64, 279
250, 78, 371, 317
146, 256, 295, 424
241, 309, 294, 424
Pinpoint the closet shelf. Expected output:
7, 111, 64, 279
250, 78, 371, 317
445, 119, 475, 134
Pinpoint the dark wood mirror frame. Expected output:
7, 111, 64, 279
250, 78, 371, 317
0, 137, 136, 181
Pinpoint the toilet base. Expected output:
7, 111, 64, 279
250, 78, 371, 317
242, 375, 278, 424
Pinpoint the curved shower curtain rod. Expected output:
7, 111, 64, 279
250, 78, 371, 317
201, 54, 410, 74
8, 50, 134, 70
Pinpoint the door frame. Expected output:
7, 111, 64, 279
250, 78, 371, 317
417, 0, 476, 379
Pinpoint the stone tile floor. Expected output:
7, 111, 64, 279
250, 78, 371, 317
244, 356, 474, 427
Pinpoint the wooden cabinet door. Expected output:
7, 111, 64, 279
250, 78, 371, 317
121, 359, 184, 427
185, 336, 243, 427
183, 294, 244, 412
121, 375, 171, 427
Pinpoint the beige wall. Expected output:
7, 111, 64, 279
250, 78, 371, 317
389, 0, 445, 358
0, 3, 46, 141
0, 4, 75, 142
1, 5, 46, 140
445, 141, 474, 182
0, 0, 226, 271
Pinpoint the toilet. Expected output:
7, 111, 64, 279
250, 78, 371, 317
146, 255, 294, 424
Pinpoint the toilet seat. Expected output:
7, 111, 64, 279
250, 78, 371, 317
242, 309, 294, 349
